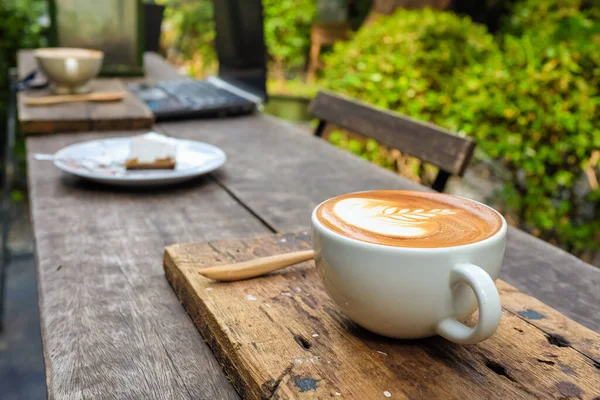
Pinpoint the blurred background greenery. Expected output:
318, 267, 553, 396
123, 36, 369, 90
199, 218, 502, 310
0, 0, 47, 201
321, 2, 600, 257
0, 0, 598, 261
0, 0, 45, 118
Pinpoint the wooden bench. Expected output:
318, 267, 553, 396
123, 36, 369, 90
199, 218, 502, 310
309, 90, 476, 192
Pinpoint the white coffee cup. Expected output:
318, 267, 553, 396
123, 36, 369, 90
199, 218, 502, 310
311, 195, 506, 345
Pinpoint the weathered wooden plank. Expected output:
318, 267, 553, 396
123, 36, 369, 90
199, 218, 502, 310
18, 50, 89, 134
164, 232, 600, 400
497, 280, 600, 362
17, 50, 153, 134
309, 90, 476, 176
158, 116, 600, 333
27, 131, 258, 399
501, 228, 600, 335
158, 116, 424, 233
87, 79, 153, 131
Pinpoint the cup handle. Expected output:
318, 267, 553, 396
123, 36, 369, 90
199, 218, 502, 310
435, 263, 501, 344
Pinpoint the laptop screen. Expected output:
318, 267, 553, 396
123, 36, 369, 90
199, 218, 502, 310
212, 0, 268, 100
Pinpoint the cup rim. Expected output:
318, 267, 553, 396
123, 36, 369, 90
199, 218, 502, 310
311, 190, 507, 253
34, 47, 104, 59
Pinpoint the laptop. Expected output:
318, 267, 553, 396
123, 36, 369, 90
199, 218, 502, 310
130, 0, 268, 121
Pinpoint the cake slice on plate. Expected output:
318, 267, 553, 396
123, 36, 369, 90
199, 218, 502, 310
124, 132, 178, 170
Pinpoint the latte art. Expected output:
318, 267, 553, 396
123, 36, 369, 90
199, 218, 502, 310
317, 191, 502, 248
333, 198, 457, 238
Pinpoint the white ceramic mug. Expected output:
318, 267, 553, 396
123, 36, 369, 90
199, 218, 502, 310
311, 196, 506, 345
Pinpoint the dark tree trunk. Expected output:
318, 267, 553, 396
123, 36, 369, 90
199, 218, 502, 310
364, 0, 452, 25
373, 0, 452, 14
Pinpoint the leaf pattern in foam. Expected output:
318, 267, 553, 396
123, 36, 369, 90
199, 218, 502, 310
379, 207, 456, 225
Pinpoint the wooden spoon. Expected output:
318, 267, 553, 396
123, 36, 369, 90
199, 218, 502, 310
23, 91, 127, 106
197, 250, 315, 281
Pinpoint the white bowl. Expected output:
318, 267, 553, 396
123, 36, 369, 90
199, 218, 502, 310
34, 48, 104, 94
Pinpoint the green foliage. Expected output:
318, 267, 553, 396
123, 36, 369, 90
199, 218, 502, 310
10, 189, 24, 203
157, 0, 217, 75
463, 30, 600, 250
267, 77, 320, 97
328, 130, 396, 171
492, 0, 600, 250
160, 0, 317, 76
502, 0, 600, 37
321, 9, 503, 130
320, 7, 600, 253
263, 0, 317, 72
0, 0, 44, 68
0, 0, 44, 185
0, 0, 44, 115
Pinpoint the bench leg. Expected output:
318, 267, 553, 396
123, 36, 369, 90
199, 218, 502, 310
314, 120, 327, 138
432, 170, 451, 192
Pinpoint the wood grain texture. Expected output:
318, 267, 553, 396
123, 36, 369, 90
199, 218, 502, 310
17, 50, 153, 135
158, 116, 425, 234
500, 228, 600, 339
309, 90, 476, 176
27, 130, 263, 399
497, 280, 600, 361
164, 232, 600, 400
158, 116, 600, 333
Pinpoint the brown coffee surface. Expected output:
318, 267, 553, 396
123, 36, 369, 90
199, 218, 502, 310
316, 191, 502, 248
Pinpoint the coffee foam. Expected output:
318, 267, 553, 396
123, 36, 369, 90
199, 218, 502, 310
316, 191, 502, 248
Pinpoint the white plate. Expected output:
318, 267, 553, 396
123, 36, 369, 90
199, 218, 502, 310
53, 137, 226, 187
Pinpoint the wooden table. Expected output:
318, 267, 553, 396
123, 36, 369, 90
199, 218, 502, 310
17, 51, 159, 135
21, 55, 600, 399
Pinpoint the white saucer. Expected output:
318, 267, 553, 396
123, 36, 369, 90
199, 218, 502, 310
52, 137, 226, 187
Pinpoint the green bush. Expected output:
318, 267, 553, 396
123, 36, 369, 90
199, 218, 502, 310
491, 0, 600, 251
262, 0, 317, 74
160, 0, 317, 76
157, 0, 218, 75
467, 32, 600, 252
502, 0, 600, 37
0, 0, 44, 116
320, 7, 600, 254
0, 0, 44, 192
328, 130, 397, 171
320, 9, 504, 131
